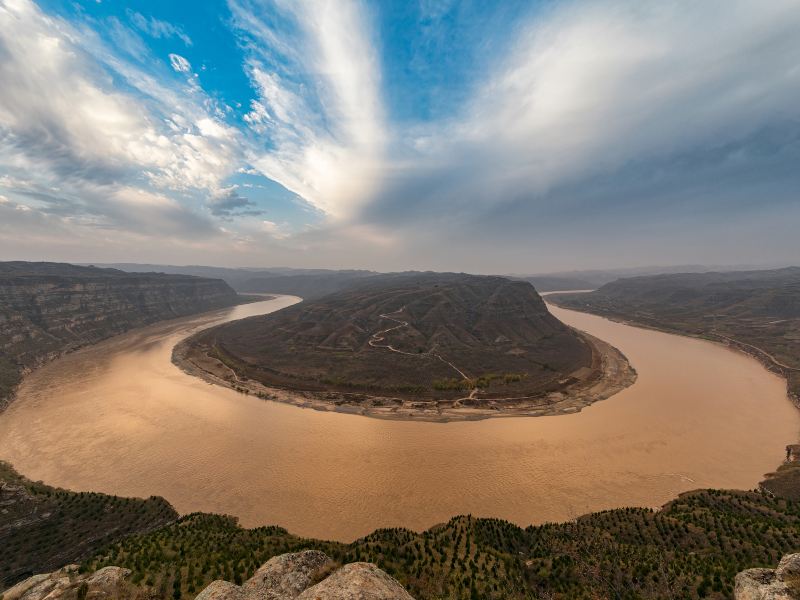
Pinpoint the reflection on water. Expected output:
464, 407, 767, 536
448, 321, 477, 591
0, 295, 797, 541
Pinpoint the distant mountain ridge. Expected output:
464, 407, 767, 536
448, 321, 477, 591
0, 261, 242, 409
512, 264, 789, 291
94, 263, 378, 299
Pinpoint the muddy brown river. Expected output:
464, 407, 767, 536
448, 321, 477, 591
0, 295, 797, 541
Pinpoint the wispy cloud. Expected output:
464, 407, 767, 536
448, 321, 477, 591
168, 53, 192, 73
360, 0, 800, 236
1, 0, 799, 270
0, 0, 242, 243
230, 0, 386, 219
127, 9, 193, 46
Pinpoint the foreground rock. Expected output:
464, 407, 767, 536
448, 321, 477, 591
296, 563, 414, 599
5, 552, 414, 600
736, 553, 800, 599
2, 565, 137, 599
197, 551, 414, 600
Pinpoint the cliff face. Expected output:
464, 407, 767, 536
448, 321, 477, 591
0, 261, 241, 408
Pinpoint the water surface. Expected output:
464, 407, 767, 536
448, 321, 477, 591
0, 295, 796, 541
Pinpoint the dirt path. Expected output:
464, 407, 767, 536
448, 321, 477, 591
368, 308, 474, 392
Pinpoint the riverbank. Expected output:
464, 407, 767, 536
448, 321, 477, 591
548, 294, 800, 407
171, 324, 636, 422
548, 292, 800, 498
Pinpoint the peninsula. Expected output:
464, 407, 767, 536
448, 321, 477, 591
175, 272, 635, 420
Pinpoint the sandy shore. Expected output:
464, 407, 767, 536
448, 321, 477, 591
172, 327, 637, 422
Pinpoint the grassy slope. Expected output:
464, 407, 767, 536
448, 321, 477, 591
0, 462, 177, 589
80, 488, 800, 600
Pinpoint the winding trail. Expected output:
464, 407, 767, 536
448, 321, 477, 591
368, 307, 471, 378
368, 308, 476, 399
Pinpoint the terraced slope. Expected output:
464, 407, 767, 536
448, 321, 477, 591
81, 488, 800, 600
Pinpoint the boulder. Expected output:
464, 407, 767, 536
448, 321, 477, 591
297, 562, 414, 600
191, 551, 414, 600
242, 550, 335, 599
2, 564, 133, 600
735, 554, 800, 599
195, 580, 246, 600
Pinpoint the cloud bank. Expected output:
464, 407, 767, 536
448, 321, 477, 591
0, 0, 798, 270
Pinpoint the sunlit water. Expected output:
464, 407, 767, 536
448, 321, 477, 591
0, 295, 797, 541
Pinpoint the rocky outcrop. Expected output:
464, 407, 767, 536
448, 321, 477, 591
2, 565, 136, 600
735, 553, 800, 599
0, 261, 242, 409
196, 551, 413, 600
240, 550, 335, 599
5, 552, 414, 600
296, 562, 415, 599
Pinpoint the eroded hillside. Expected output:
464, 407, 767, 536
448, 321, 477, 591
178, 273, 634, 419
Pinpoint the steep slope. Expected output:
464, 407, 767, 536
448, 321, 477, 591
0, 462, 177, 589
80, 487, 800, 600
0, 261, 242, 409
178, 273, 634, 419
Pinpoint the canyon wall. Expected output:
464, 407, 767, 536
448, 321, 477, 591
0, 261, 242, 409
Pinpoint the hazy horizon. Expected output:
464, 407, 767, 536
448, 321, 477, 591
1, 0, 799, 272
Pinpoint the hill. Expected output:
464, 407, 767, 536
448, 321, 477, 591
550, 267, 800, 401
5, 457, 800, 599
177, 272, 635, 420
0, 261, 242, 409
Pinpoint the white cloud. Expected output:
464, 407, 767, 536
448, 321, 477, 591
127, 10, 192, 46
0, 0, 241, 195
169, 53, 192, 73
231, 0, 387, 219
367, 0, 800, 224
260, 219, 289, 239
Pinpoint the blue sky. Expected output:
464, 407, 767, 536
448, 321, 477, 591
1, 0, 799, 271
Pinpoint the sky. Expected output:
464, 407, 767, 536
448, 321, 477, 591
0, 0, 798, 273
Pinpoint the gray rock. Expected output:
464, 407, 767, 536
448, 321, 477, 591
735, 554, 800, 599
192, 551, 414, 600
778, 554, 800, 582
242, 550, 335, 600
2, 564, 133, 600
297, 562, 414, 600
195, 580, 246, 600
